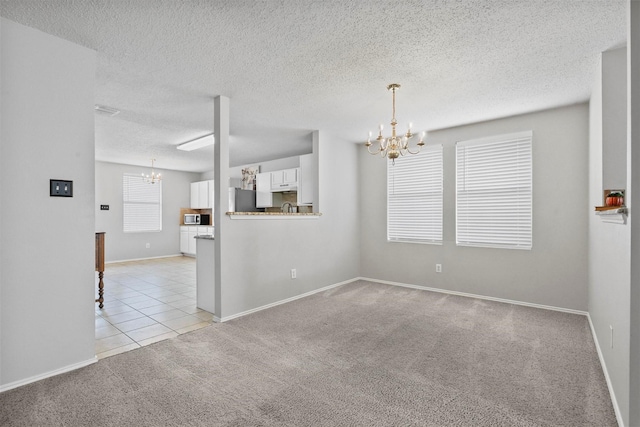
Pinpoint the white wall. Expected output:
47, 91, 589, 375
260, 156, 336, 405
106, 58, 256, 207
589, 48, 631, 426
360, 104, 589, 311
95, 161, 200, 262
215, 130, 360, 320
0, 18, 96, 387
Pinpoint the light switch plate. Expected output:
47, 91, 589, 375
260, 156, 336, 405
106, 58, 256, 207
50, 179, 73, 197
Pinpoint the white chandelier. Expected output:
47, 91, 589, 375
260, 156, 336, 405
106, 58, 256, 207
365, 83, 425, 164
142, 159, 162, 184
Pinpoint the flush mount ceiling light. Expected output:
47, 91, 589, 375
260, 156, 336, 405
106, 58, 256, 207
365, 83, 425, 164
142, 159, 162, 184
94, 104, 120, 116
176, 133, 215, 151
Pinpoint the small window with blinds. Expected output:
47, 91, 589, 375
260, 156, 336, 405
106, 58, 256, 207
456, 131, 532, 250
123, 173, 162, 233
387, 145, 443, 244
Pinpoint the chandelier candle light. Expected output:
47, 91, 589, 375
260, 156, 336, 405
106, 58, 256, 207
142, 159, 162, 184
365, 83, 425, 164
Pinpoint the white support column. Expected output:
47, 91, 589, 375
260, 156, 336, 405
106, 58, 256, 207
628, 1, 640, 425
213, 95, 230, 321
311, 130, 320, 213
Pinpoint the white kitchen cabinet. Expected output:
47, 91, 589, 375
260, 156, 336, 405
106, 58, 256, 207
199, 181, 209, 208
284, 168, 298, 184
180, 226, 190, 253
180, 225, 198, 255
190, 180, 212, 209
188, 227, 198, 254
298, 154, 314, 206
256, 172, 273, 208
181, 226, 214, 255
271, 168, 298, 191
190, 182, 200, 208
208, 179, 214, 209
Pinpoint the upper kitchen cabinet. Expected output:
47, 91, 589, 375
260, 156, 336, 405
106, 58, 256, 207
297, 154, 314, 206
256, 173, 272, 208
271, 168, 298, 191
190, 180, 214, 209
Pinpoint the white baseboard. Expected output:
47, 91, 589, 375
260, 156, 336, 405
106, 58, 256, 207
106, 254, 185, 264
587, 314, 624, 427
358, 277, 588, 316
215, 276, 588, 322
0, 357, 97, 393
214, 278, 360, 323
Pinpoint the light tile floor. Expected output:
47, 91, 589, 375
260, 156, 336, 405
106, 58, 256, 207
95, 256, 212, 359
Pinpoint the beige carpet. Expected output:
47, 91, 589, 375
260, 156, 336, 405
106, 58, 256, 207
0, 280, 617, 426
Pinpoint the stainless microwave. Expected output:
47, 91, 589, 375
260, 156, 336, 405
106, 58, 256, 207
184, 214, 200, 225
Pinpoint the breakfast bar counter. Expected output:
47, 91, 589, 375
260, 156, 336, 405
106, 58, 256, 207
226, 212, 321, 220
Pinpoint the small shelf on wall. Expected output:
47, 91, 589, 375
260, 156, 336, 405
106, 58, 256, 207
595, 206, 627, 224
595, 189, 627, 224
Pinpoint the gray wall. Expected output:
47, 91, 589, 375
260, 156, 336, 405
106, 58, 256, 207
588, 48, 630, 426
629, 3, 640, 424
360, 104, 589, 311
602, 48, 628, 191
95, 161, 200, 262
215, 131, 360, 319
0, 18, 96, 387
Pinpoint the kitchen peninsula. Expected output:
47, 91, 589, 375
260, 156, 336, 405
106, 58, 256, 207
227, 212, 321, 219
195, 234, 215, 313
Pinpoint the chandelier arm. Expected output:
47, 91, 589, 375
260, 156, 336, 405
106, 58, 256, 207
404, 146, 422, 155
367, 145, 383, 156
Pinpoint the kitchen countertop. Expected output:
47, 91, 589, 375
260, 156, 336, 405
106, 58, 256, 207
194, 235, 215, 240
226, 212, 321, 216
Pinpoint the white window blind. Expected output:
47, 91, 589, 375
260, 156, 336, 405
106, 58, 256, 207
388, 145, 443, 244
456, 131, 532, 250
123, 173, 162, 233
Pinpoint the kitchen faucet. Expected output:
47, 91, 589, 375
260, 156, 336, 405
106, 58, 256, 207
281, 202, 294, 213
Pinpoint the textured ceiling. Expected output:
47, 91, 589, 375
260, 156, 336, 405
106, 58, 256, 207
0, 0, 627, 172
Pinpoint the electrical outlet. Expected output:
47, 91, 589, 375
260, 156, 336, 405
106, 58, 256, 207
291, 268, 297, 279
436, 264, 442, 273
50, 179, 73, 197
146, 243, 150, 249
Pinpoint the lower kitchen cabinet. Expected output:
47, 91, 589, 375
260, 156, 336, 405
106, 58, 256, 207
180, 226, 214, 255
180, 227, 190, 253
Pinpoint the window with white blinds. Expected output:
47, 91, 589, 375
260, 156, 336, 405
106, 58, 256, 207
123, 173, 162, 233
456, 131, 532, 250
387, 145, 443, 244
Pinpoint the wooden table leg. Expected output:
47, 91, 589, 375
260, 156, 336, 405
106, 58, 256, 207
95, 271, 104, 309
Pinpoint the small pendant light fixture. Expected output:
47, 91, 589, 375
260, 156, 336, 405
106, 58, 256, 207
142, 159, 162, 184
